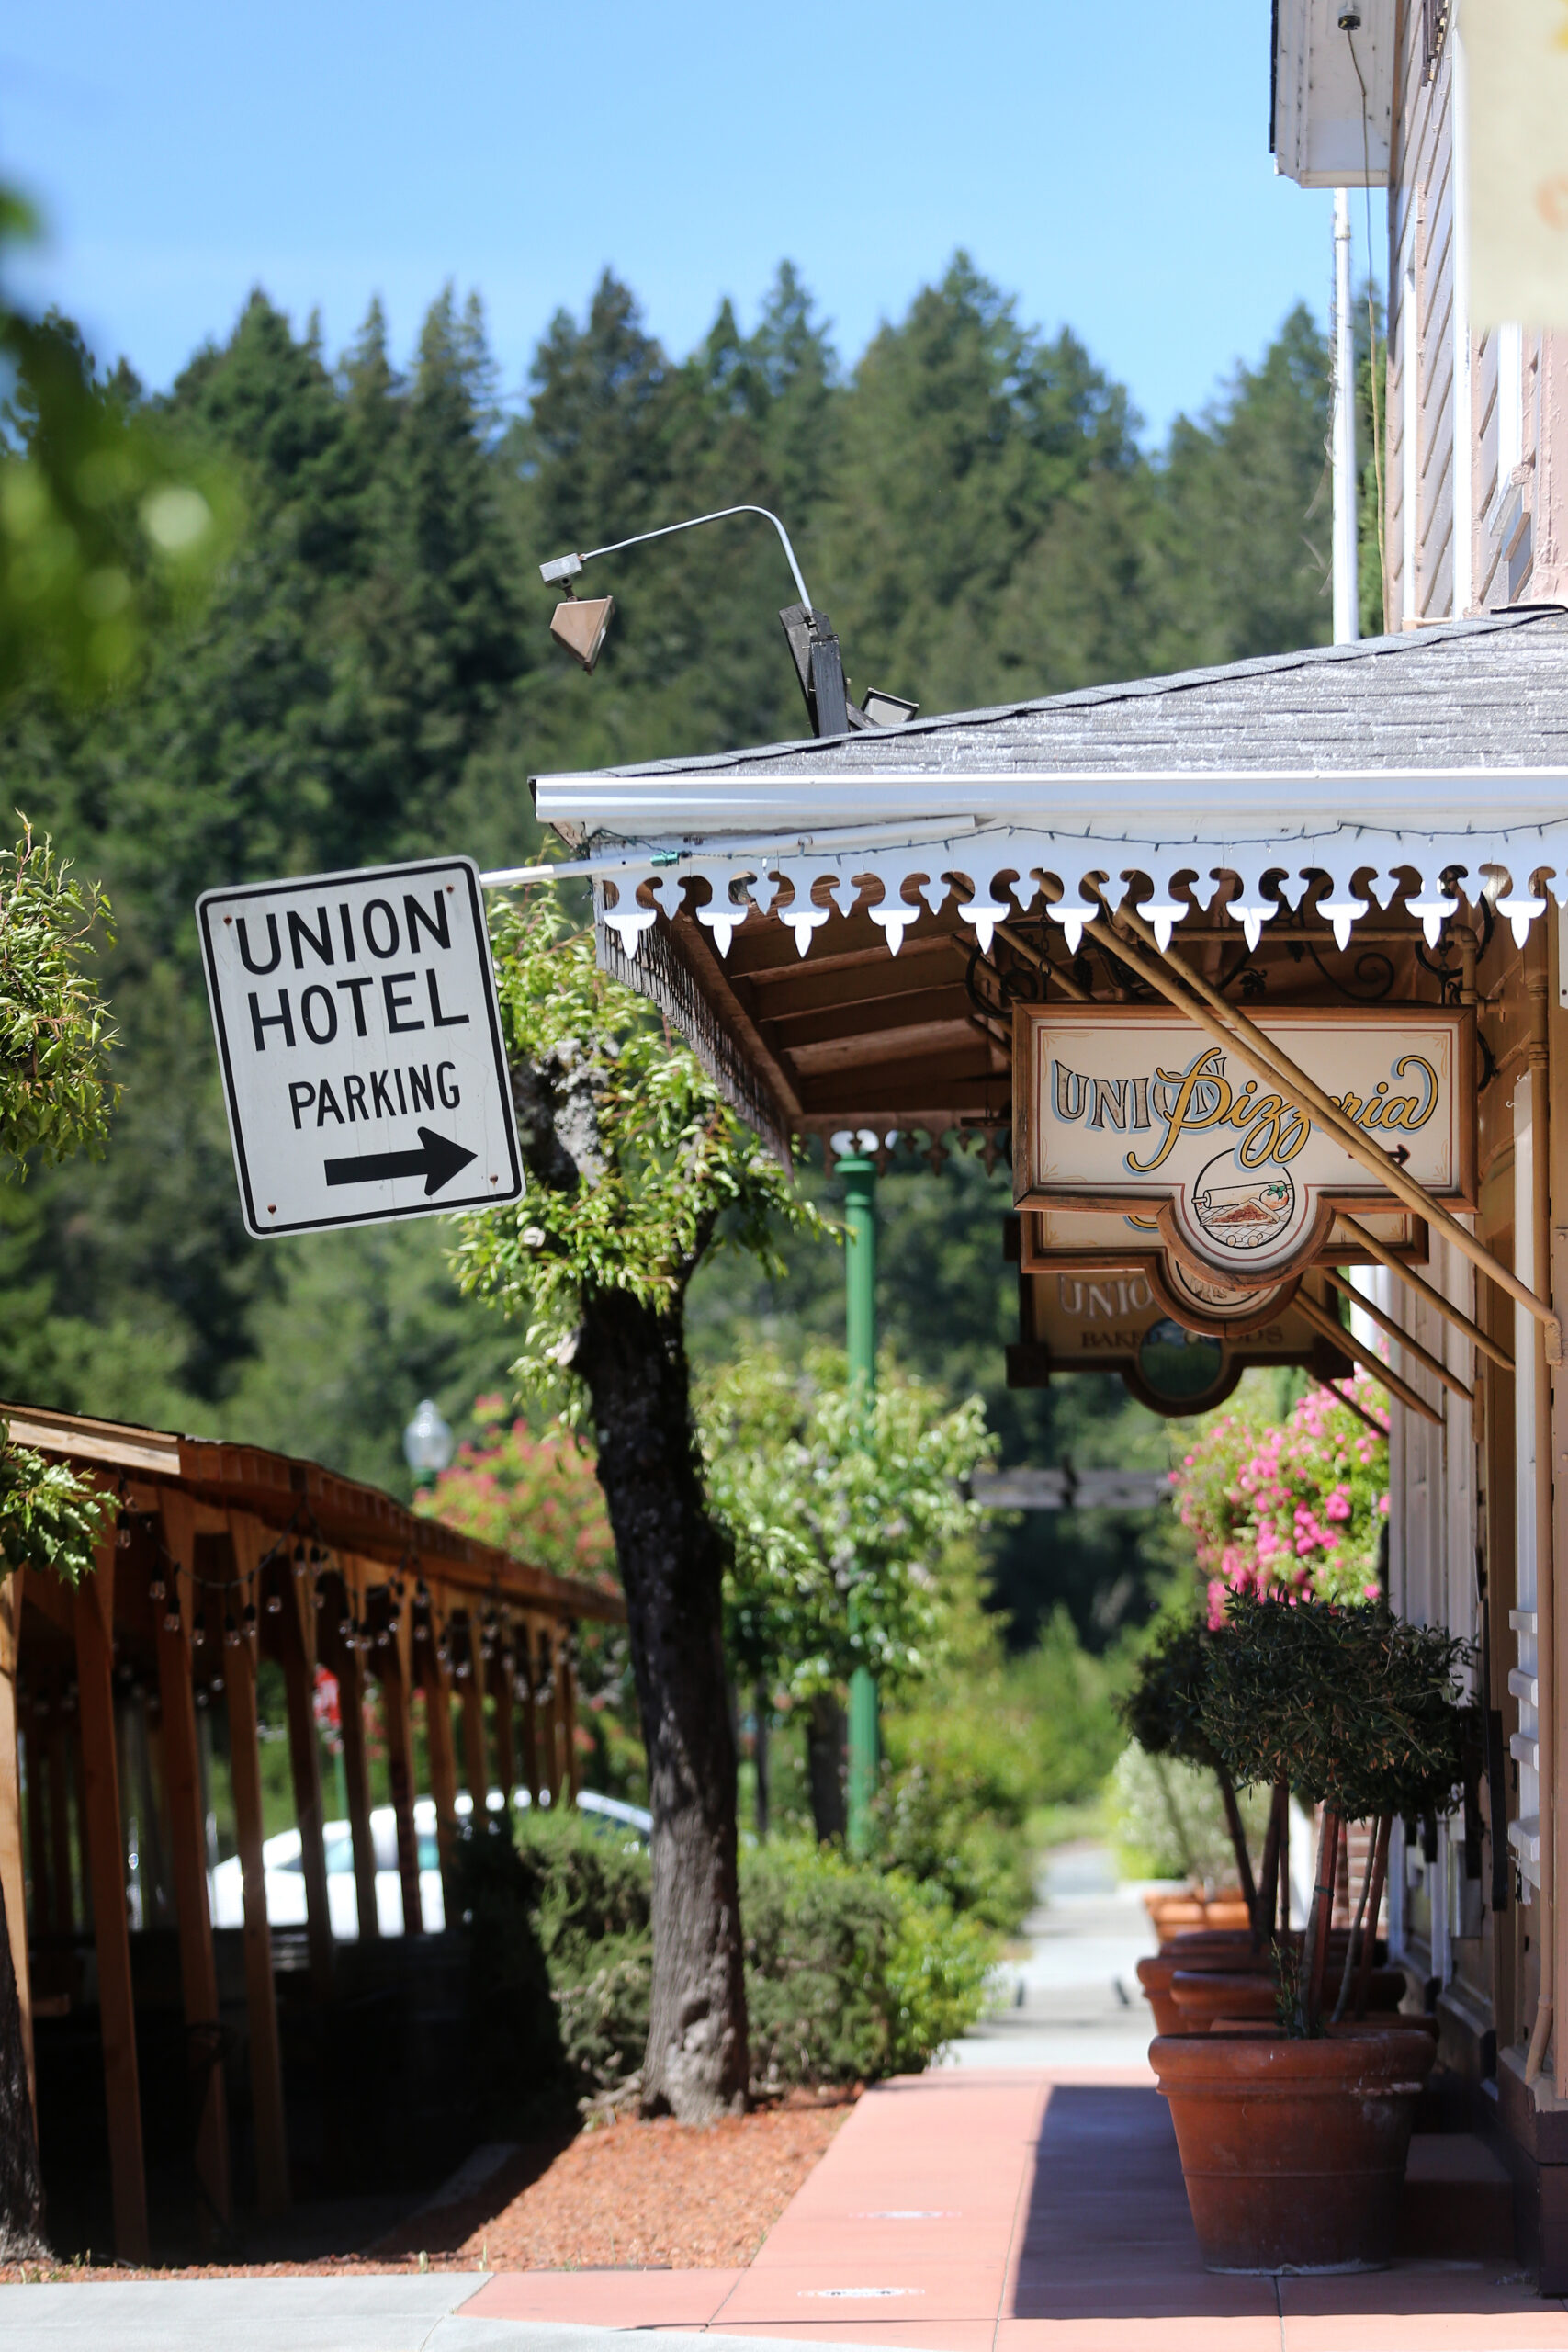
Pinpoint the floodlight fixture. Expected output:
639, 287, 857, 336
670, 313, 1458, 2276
540, 503, 917, 734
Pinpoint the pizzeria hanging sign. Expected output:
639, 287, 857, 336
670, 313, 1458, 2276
1013, 1005, 1473, 1287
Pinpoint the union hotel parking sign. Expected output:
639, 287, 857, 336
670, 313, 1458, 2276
198, 857, 524, 1238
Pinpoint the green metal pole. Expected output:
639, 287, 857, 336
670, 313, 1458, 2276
840, 1153, 879, 1856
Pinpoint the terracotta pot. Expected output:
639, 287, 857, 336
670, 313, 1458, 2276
1170, 1966, 1408, 2032
1210, 2014, 1439, 2040
1151, 2026, 1437, 2271
1136, 1949, 1271, 2035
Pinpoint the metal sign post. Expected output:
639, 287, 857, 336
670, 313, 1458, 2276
197, 857, 523, 1239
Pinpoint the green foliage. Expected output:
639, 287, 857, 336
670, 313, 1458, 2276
457, 1805, 985, 2110
1108, 1742, 1272, 1885
1, 189, 236, 701
1118, 1616, 1221, 1774
0, 1422, 110, 1581
1200, 1593, 1471, 1820
876, 1608, 1121, 1929
0, 821, 116, 1174
742, 1842, 994, 2087
416, 1397, 615, 1581
702, 1344, 993, 1695
453, 892, 824, 1410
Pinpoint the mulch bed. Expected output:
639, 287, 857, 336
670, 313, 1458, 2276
0, 2091, 856, 2283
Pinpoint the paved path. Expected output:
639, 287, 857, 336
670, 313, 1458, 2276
5, 1845, 1563, 2349
947, 1844, 1155, 2073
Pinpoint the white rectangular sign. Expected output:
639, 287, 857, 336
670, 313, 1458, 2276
1469, 0, 1568, 328
1015, 1005, 1472, 1286
198, 857, 524, 1238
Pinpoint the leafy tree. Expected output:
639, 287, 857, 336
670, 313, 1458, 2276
452, 890, 821, 2120
0, 821, 118, 2254
0, 193, 233, 703
701, 1345, 992, 1839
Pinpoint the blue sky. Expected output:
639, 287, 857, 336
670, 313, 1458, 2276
5, 0, 1350, 441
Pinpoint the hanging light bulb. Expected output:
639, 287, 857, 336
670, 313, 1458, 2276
243, 1602, 258, 1634
293, 1541, 308, 1574
164, 1600, 181, 1634
223, 1613, 241, 1650
149, 1575, 166, 1601
116, 1514, 132, 1549
265, 1590, 283, 1615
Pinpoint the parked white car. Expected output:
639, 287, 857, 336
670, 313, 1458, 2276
209, 1787, 649, 1938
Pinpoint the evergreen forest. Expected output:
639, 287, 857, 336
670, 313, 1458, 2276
1, 254, 1354, 1652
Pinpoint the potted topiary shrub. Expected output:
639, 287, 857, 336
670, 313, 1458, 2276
1123, 1617, 1293, 2031
1147, 1592, 1468, 2273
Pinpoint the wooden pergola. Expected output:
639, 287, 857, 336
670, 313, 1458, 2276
0, 1400, 624, 2261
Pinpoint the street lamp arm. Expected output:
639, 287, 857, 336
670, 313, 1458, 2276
540, 504, 813, 612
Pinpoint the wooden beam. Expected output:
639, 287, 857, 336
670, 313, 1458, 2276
73, 1549, 148, 2263
376, 1638, 423, 1935
1099, 901, 1563, 1351
225, 1515, 290, 2216
0, 1572, 36, 2120
1337, 1212, 1515, 1373
154, 1491, 233, 2239
1292, 1290, 1444, 1424
1321, 1266, 1475, 1402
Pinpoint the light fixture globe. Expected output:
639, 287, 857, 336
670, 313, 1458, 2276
403, 1397, 455, 1476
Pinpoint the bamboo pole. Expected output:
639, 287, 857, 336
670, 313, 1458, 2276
1089, 903, 1562, 1353
1320, 1267, 1473, 1401
1293, 1289, 1444, 1425
1337, 1216, 1514, 1374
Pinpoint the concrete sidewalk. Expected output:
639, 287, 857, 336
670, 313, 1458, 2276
462, 2064, 1567, 2351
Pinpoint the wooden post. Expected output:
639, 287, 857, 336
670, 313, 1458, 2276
420, 1611, 461, 1927
154, 1492, 232, 2238
377, 1634, 423, 1935
23, 1717, 51, 1936
73, 1550, 148, 2263
491, 1651, 516, 1821
46, 1718, 76, 1935
0, 1573, 36, 2120
460, 1639, 490, 1819
559, 1633, 581, 1804
537, 1634, 559, 1804
277, 1568, 333, 1996
224, 1516, 290, 2216
337, 1635, 379, 1941
518, 1623, 540, 1809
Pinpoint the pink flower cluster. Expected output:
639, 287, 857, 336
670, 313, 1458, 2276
1174, 1374, 1391, 1623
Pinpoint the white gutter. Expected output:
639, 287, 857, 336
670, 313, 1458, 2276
532, 764, 1568, 840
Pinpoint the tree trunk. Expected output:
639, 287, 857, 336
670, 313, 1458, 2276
578, 1282, 748, 2121
806, 1692, 847, 1843
0, 1874, 46, 2257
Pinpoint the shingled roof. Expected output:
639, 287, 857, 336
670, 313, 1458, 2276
536, 606, 1568, 816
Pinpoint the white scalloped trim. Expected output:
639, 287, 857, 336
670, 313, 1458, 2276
586, 819, 1568, 961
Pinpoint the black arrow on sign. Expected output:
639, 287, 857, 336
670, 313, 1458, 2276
323, 1126, 477, 1198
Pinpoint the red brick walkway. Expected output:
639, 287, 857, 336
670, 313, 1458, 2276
464, 2064, 1568, 2350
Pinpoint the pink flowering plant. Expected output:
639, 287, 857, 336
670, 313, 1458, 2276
1173, 1374, 1391, 1625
